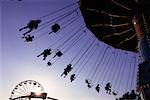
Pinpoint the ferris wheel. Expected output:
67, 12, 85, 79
9, 80, 45, 100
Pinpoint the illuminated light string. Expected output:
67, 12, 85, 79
117, 34, 136, 47
142, 14, 150, 47
132, 18, 142, 41
142, 14, 149, 35
85, 8, 128, 18
110, 16, 113, 26
111, 0, 132, 11
103, 28, 134, 39
101, 10, 128, 18
91, 23, 129, 28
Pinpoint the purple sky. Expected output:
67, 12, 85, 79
1, 0, 139, 100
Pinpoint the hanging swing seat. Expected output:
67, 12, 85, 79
56, 51, 63, 57
51, 23, 61, 33
47, 61, 52, 66
112, 91, 118, 96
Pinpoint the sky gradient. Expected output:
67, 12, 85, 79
1, 0, 139, 100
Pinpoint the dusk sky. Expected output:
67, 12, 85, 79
1, 0, 139, 100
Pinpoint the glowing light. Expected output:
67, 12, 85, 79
35, 91, 42, 96
111, 0, 132, 10
133, 22, 137, 25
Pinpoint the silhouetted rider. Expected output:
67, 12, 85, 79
19, 19, 41, 36
61, 64, 72, 78
129, 90, 136, 99
105, 82, 112, 94
85, 79, 92, 88
95, 84, 100, 93
22, 35, 34, 42
37, 49, 51, 60
70, 74, 76, 82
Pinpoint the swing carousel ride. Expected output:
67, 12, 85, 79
15, 0, 150, 100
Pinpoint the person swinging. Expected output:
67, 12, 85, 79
70, 74, 76, 82
105, 82, 112, 94
22, 35, 34, 42
129, 90, 136, 99
95, 84, 100, 93
37, 49, 51, 60
85, 79, 92, 88
61, 64, 72, 78
19, 19, 41, 36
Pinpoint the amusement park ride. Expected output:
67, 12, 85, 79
9, 80, 58, 100
10, 0, 150, 100
79, 0, 150, 99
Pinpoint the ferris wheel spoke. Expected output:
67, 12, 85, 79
15, 86, 28, 95
28, 82, 32, 93
11, 94, 22, 98
21, 83, 29, 95
23, 82, 30, 94
30, 84, 36, 92
13, 90, 27, 96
